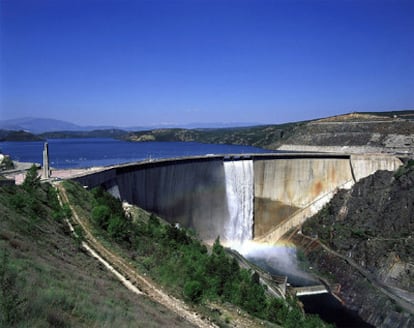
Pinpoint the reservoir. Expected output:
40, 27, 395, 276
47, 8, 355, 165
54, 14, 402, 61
0, 138, 274, 169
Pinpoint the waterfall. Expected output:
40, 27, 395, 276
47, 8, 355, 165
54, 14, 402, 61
223, 160, 254, 249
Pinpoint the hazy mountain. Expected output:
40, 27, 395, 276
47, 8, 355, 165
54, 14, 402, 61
0, 118, 84, 133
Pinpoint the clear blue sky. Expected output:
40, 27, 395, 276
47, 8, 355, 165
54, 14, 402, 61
1, 0, 413, 127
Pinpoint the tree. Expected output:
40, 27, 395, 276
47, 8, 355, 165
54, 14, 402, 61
22, 165, 40, 191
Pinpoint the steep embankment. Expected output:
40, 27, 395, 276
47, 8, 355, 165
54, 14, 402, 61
294, 161, 414, 327
0, 180, 195, 327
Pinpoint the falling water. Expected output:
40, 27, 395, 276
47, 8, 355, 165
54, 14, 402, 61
223, 160, 254, 250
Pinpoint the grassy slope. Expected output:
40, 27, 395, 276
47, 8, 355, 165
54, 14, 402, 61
0, 182, 194, 327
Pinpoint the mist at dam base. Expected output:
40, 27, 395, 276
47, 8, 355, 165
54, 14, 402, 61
229, 238, 373, 327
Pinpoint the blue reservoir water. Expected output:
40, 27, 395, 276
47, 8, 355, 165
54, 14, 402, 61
0, 138, 273, 169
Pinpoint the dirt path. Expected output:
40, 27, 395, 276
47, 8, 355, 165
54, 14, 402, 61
56, 183, 215, 328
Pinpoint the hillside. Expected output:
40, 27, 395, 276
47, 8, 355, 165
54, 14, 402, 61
123, 111, 414, 155
40, 129, 129, 139
293, 160, 414, 327
0, 177, 195, 327
278, 112, 414, 154
122, 122, 302, 149
0, 130, 43, 142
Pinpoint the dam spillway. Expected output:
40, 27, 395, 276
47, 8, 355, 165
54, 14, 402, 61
223, 160, 254, 247
71, 153, 402, 243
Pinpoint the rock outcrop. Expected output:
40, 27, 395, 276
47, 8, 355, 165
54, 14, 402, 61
296, 161, 414, 327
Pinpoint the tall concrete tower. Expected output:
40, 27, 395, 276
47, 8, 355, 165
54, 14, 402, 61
42, 142, 50, 179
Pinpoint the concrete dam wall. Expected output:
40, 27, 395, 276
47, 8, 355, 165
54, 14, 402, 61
117, 158, 230, 242
73, 154, 402, 243
253, 157, 355, 237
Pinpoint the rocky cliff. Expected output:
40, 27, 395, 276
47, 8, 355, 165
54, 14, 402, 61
295, 160, 414, 327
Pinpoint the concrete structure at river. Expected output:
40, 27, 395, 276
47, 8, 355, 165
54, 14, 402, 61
71, 153, 402, 244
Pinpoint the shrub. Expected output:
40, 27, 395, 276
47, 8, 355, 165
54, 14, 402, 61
107, 215, 127, 241
22, 165, 40, 192
91, 205, 111, 229
183, 280, 203, 303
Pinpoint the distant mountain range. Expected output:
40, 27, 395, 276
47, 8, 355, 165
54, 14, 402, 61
0, 117, 260, 134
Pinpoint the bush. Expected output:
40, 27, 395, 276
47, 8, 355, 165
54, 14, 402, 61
183, 280, 203, 303
107, 215, 127, 241
91, 205, 111, 229
22, 165, 40, 192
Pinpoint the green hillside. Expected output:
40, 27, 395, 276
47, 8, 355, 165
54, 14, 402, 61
0, 170, 194, 327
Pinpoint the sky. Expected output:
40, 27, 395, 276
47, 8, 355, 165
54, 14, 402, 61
1, 0, 413, 127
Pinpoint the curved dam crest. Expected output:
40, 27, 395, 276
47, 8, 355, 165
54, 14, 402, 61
72, 153, 402, 244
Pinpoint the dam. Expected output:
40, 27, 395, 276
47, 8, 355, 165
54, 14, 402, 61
71, 153, 402, 244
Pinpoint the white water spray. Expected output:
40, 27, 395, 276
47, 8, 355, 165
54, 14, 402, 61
223, 160, 254, 250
